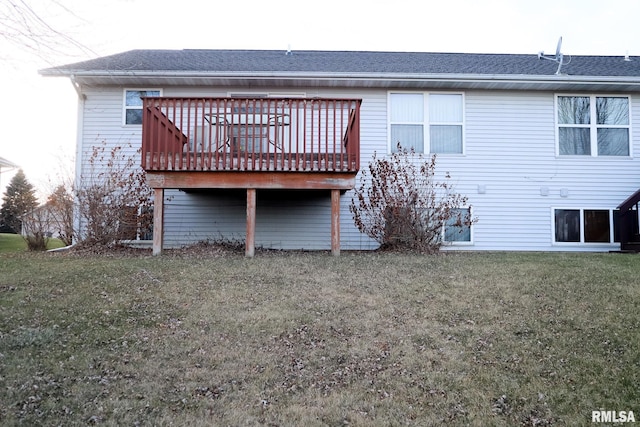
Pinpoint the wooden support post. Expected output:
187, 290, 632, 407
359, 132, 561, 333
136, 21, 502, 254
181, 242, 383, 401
246, 188, 256, 257
331, 189, 340, 256
152, 188, 164, 256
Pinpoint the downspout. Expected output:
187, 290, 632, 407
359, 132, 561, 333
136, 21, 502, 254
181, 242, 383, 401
70, 75, 85, 245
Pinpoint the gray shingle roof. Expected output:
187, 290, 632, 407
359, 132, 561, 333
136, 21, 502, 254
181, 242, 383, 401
41, 49, 640, 77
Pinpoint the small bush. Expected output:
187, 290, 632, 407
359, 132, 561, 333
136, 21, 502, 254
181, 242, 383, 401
20, 204, 53, 251
24, 232, 47, 251
350, 147, 475, 253
75, 142, 153, 247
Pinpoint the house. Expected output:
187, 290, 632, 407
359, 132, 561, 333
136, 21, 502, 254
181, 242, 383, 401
0, 156, 19, 171
20, 203, 66, 241
0, 156, 19, 190
40, 49, 640, 254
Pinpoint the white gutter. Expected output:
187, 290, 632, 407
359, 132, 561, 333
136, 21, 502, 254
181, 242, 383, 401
42, 70, 640, 92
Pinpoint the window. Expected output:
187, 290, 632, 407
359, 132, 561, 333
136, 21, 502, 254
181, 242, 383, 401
389, 92, 464, 154
124, 89, 161, 125
556, 95, 630, 156
444, 207, 472, 243
382, 206, 473, 245
554, 208, 621, 244
118, 205, 153, 241
583, 210, 610, 242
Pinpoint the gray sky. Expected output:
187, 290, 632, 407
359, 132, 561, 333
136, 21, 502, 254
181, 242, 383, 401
1, 0, 639, 197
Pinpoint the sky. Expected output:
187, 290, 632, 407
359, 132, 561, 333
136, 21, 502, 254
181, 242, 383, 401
1, 0, 639, 199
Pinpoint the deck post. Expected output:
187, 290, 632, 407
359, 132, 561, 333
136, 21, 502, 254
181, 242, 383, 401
152, 188, 164, 256
246, 188, 256, 257
331, 189, 340, 256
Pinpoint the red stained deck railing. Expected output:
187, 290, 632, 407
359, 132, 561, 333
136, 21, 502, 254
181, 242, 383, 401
141, 97, 361, 173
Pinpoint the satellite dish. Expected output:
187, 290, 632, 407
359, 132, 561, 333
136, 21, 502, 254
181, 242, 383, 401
538, 36, 569, 75
555, 37, 563, 59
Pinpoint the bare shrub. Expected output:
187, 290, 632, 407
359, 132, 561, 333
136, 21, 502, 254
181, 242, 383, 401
75, 142, 152, 247
45, 184, 74, 246
20, 206, 50, 251
350, 147, 475, 253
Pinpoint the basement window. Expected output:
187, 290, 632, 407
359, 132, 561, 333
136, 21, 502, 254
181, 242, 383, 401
443, 207, 472, 243
553, 208, 624, 244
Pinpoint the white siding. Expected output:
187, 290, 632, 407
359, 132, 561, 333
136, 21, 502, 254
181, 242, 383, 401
163, 190, 352, 250
441, 91, 640, 251
76, 87, 146, 238
77, 85, 640, 251
79, 86, 143, 176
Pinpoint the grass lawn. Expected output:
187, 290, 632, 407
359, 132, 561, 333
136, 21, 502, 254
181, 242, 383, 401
0, 233, 66, 253
0, 249, 638, 426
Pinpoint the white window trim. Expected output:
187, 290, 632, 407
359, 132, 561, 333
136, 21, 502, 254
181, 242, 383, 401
551, 207, 618, 245
387, 91, 466, 155
554, 94, 632, 158
442, 206, 474, 246
123, 88, 163, 126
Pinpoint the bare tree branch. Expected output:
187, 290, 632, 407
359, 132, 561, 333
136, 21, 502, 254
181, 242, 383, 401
0, 0, 95, 63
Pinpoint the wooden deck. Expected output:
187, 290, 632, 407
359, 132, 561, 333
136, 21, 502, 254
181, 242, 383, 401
141, 97, 362, 256
142, 97, 360, 177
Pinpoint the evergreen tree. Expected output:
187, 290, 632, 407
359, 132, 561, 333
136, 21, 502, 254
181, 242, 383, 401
0, 169, 38, 234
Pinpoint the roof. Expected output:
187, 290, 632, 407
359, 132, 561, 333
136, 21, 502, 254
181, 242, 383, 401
40, 49, 640, 92
0, 156, 19, 169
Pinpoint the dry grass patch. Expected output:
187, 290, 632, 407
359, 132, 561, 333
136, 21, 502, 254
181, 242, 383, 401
0, 249, 638, 426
